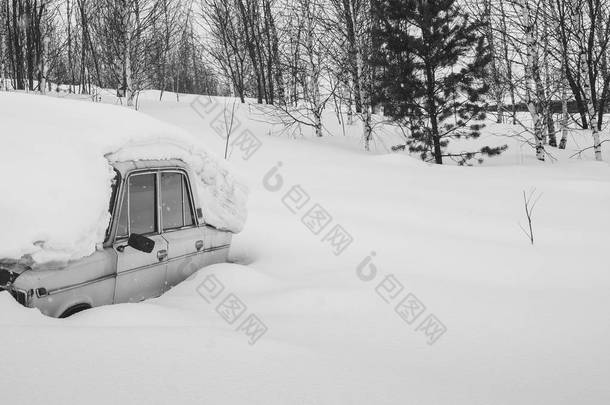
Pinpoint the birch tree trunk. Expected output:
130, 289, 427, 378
123, 1, 134, 107
310, 56, 322, 137
342, 0, 362, 114
485, 0, 503, 123
314, 110, 323, 137
559, 65, 569, 149
359, 46, 372, 150
581, 51, 603, 160
549, 0, 569, 149
521, 0, 546, 161
360, 0, 372, 151
499, 0, 516, 124
542, 2, 556, 146
79, 0, 87, 94
347, 89, 354, 125
360, 25, 372, 151
39, 37, 48, 94
159, 0, 170, 101
0, 32, 5, 91
363, 104, 372, 151
67, 0, 74, 93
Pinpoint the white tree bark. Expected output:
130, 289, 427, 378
347, 95, 354, 125
521, 0, 545, 161
575, 3, 602, 161
309, 49, 322, 137
125, 36, 134, 106
549, 0, 569, 149
297, 0, 325, 137
360, 0, 372, 151
314, 111, 323, 137
498, 0, 516, 125
40, 38, 49, 95
485, 0, 504, 123
123, 1, 134, 107
541, 2, 556, 147
363, 105, 372, 151
360, 52, 372, 151
583, 63, 602, 161
579, 47, 602, 160
559, 65, 569, 149
0, 33, 5, 91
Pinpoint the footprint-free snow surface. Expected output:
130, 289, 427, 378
1, 91, 609, 404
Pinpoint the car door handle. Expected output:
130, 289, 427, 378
195, 240, 204, 251
157, 249, 168, 262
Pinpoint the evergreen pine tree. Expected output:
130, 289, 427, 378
372, 0, 507, 164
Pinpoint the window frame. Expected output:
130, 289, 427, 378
104, 169, 122, 244
114, 170, 160, 241
159, 169, 198, 233
110, 167, 198, 244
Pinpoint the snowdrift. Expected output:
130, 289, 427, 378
0, 93, 248, 264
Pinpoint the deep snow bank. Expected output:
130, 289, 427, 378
0, 93, 247, 264
1, 93, 609, 405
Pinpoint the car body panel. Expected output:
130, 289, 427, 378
13, 249, 117, 318
201, 226, 232, 266
113, 234, 169, 304
163, 227, 207, 291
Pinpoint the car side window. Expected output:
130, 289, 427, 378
116, 173, 157, 237
161, 172, 195, 231
129, 173, 157, 235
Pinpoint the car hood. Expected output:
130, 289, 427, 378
0, 258, 32, 287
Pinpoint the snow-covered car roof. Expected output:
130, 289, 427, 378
0, 93, 248, 264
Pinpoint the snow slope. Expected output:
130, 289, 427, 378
0, 93, 247, 264
1, 92, 609, 405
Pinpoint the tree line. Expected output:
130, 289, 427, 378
1, 0, 217, 104
0, 0, 607, 163
476, 0, 609, 162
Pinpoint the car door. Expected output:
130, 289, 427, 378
160, 170, 206, 292
113, 171, 169, 303
200, 225, 232, 266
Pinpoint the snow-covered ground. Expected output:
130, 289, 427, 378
1, 91, 609, 404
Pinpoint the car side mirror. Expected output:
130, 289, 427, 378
127, 233, 155, 253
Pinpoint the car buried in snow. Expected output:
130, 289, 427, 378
0, 158, 234, 318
